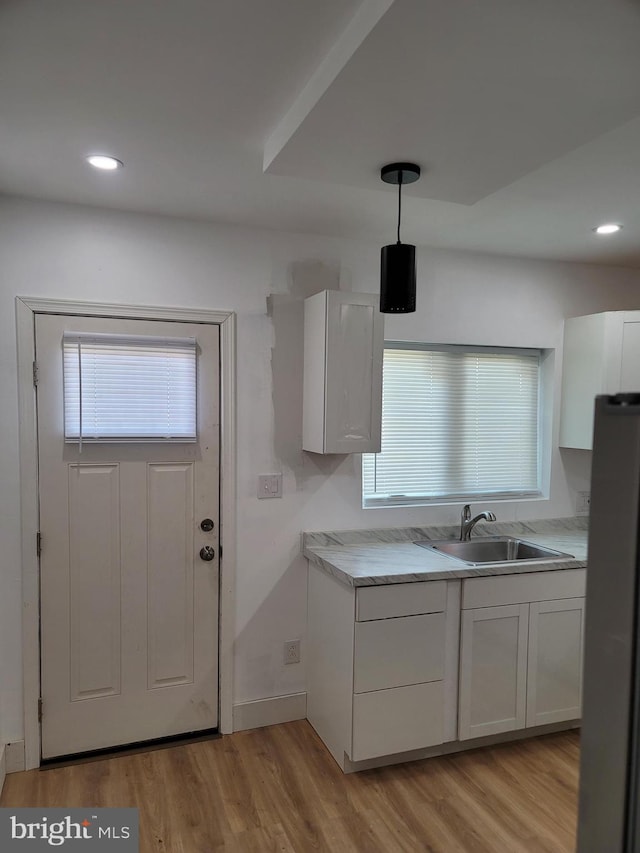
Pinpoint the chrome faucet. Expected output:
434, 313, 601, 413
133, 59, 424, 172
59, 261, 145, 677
460, 504, 497, 541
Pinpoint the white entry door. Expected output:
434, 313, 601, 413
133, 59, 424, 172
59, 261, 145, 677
36, 314, 220, 759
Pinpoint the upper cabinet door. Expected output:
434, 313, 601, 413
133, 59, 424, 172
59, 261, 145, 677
620, 322, 640, 391
303, 290, 384, 454
560, 311, 640, 450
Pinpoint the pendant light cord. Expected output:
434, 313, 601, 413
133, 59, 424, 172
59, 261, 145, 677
397, 173, 403, 244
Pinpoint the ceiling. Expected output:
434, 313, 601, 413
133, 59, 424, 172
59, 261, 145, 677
2, 0, 640, 266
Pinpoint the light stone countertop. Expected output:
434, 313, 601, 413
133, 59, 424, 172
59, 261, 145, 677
302, 517, 588, 587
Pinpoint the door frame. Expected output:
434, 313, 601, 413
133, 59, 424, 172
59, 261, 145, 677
16, 296, 237, 769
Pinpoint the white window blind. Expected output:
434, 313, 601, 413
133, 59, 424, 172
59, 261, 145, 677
362, 344, 541, 506
63, 333, 197, 443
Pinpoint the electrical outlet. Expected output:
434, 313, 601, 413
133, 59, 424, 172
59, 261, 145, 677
576, 490, 591, 516
284, 639, 301, 665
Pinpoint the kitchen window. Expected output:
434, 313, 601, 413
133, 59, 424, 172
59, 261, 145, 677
362, 343, 542, 507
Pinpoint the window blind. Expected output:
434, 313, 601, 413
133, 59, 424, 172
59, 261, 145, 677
63, 333, 197, 443
362, 344, 541, 506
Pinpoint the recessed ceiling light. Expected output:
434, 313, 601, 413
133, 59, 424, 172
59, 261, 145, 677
86, 155, 123, 171
593, 223, 622, 235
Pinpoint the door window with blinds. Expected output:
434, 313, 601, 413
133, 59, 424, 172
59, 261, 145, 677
362, 343, 542, 507
63, 333, 197, 443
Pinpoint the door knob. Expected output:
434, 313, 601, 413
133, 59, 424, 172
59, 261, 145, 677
200, 518, 214, 532
199, 546, 215, 562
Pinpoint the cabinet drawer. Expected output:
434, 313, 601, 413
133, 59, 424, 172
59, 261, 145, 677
351, 681, 444, 761
356, 581, 446, 621
354, 613, 445, 693
462, 569, 586, 609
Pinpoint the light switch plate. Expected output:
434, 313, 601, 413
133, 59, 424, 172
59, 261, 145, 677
258, 474, 282, 499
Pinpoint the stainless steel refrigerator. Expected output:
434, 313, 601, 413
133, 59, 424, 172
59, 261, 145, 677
578, 393, 640, 852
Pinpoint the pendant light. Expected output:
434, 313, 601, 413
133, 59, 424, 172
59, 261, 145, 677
380, 162, 421, 313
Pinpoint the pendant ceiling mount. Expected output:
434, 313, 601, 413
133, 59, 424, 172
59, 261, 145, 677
380, 162, 421, 186
379, 161, 421, 314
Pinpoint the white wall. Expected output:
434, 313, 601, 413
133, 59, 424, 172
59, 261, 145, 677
1, 195, 639, 742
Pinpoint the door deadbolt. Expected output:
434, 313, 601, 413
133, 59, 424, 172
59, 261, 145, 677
199, 546, 215, 562
200, 518, 214, 532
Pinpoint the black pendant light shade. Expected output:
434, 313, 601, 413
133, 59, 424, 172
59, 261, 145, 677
380, 243, 416, 313
379, 162, 421, 314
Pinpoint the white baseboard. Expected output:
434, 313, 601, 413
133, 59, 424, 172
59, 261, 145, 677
233, 692, 307, 732
0, 745, 6, 798
5, 741, 25, 774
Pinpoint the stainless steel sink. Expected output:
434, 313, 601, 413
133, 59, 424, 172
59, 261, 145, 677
414, 536, 574, 566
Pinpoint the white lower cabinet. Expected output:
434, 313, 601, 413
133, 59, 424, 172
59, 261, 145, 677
307, 570, 459, 770
458, 571, 586, 741
307, 564, 586, 771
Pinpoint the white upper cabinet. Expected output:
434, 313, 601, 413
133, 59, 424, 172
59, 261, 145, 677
303, 290, 384, 454
560, 311, 640, 450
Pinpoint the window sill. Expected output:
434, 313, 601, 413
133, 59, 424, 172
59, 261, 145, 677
362, 492, 546, 510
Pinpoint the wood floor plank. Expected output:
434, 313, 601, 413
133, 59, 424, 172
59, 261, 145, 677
0, 722, 579, 852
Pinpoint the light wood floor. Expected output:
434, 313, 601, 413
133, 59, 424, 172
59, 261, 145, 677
1, 721, 579, 852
